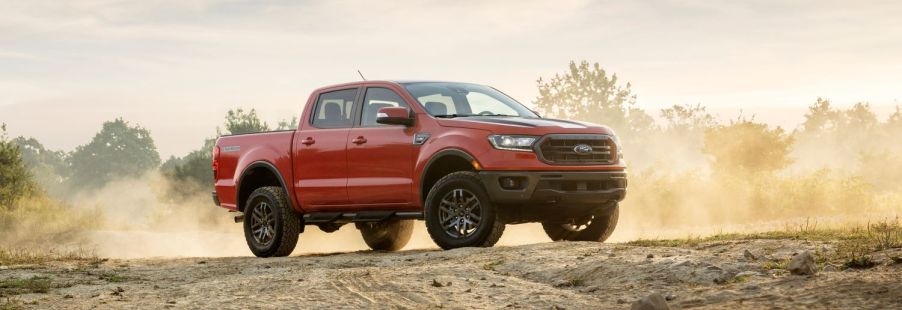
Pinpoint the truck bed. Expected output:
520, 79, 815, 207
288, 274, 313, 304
214, 130, 296, 210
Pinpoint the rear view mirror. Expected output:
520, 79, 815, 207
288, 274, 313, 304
376, 107, 414, 126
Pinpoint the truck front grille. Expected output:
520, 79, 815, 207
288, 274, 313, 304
536, 134, 617, 165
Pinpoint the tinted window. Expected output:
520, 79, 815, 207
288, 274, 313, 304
403, 82, 537, 118
312, 89, 358, 128
416, 94, 457, 116
360, 88, 410, 126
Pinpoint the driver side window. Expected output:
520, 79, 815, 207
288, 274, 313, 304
360, 87, 409, 127
417, 94, 456, 115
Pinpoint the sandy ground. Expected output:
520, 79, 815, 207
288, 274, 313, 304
2, 239, 902, 309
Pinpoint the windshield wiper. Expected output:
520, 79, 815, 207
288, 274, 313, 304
433, 114, 477, 118
479, 113, 517, 117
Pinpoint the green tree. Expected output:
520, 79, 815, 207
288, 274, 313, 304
13, 137, 68, 198
660, 104, 716, 134
885, 105, 902, 136
800, 97, 840, 134
703, 118, 794, 175
841, 102, 878, 131
0, 124, 36, 207
164, 108, 276, 196
534, 61, 652, 136
162, 138, 216, 197
800, 99, 877, 135
67, 118, 161, 190
221, 108, 270, 135
276, 116, 298, 131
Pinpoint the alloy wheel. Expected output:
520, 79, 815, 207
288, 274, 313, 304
250, 202, 276, 246
438, 188, 482, 238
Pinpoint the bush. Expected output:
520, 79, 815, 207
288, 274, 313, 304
0, 124, 36, 207
703, 118, 794, 176
0, 195, 99, 248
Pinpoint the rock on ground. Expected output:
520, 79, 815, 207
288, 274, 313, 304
787, 251, 818, 275
631, 293, 670, 310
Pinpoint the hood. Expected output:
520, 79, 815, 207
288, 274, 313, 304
435, 116, 616, 136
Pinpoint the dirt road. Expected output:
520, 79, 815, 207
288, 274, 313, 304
3, 239, 901, 309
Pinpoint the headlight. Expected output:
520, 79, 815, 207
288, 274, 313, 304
488, 135, 538, 152
610, 135, 624, 160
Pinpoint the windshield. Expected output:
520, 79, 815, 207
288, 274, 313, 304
403, 82, 539, 118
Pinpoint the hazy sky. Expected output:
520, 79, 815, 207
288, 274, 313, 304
1, 0, 901, 157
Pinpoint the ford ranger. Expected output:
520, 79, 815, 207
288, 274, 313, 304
212, 81, 627, 257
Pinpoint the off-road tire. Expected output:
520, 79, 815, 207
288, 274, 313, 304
542, 204, 619, 242
356, 220, 414, 251
243, 186, 301, 257
425, 171, 505, 249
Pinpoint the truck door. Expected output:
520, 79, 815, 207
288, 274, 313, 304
347, 87, 416, 208
293, 88, 360, 209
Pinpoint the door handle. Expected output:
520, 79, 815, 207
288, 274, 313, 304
351, 136, 367, 145
301, 137, 315, 145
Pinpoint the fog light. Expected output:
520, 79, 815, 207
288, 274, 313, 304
499, 177, 525, 190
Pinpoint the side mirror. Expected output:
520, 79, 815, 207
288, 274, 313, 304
376, 107, 414, 126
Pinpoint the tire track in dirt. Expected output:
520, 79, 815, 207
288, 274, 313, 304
330, 269, 434, 309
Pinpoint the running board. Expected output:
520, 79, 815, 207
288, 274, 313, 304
303, 211, 423, 224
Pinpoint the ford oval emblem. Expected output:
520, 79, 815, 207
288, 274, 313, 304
573, 144, 593, 155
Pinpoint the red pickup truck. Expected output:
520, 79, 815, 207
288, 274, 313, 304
212, 81, 627, 257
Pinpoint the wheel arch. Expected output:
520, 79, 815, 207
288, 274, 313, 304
237, 161, 292, 212
419, 148, 478, 205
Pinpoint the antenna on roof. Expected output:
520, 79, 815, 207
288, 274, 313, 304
357, 70, 367, 81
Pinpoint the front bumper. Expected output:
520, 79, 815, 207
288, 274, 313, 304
478, 170, 627, 206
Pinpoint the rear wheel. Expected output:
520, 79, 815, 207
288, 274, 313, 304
356, 220, 414, 251
542, 204, 619, 242
243, 186, 301, 257
425, 171, 505, 249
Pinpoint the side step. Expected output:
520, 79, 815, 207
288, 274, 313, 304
303, 211, 423, 224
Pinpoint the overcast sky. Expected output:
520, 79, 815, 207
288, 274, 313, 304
1, 0, 901, 157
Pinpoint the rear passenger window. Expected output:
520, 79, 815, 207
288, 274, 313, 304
312, 89, 358, 128
360, 88, 410, 126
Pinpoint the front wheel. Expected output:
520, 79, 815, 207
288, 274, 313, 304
356, 219, 414, 251
542, 204, 619, 242
425, 171, 505, 250
243, 186, 301, 257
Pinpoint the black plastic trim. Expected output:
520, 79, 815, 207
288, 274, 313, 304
303, 211, 423, 224
219, 129, 295, 138
479, 170, 627, 206
419, 148, 477, 202
237, 161, 292, 211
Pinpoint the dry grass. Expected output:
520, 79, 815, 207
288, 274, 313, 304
626, 218, 901, 247
0, 276, 53, 297
626, 218, 902, 270
0, 298, 22, 310
0, 248, 99, 266
0, 195, 99, 249
482, 260, 503, 271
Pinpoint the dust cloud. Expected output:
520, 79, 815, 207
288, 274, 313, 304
65, 173, 557, 258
